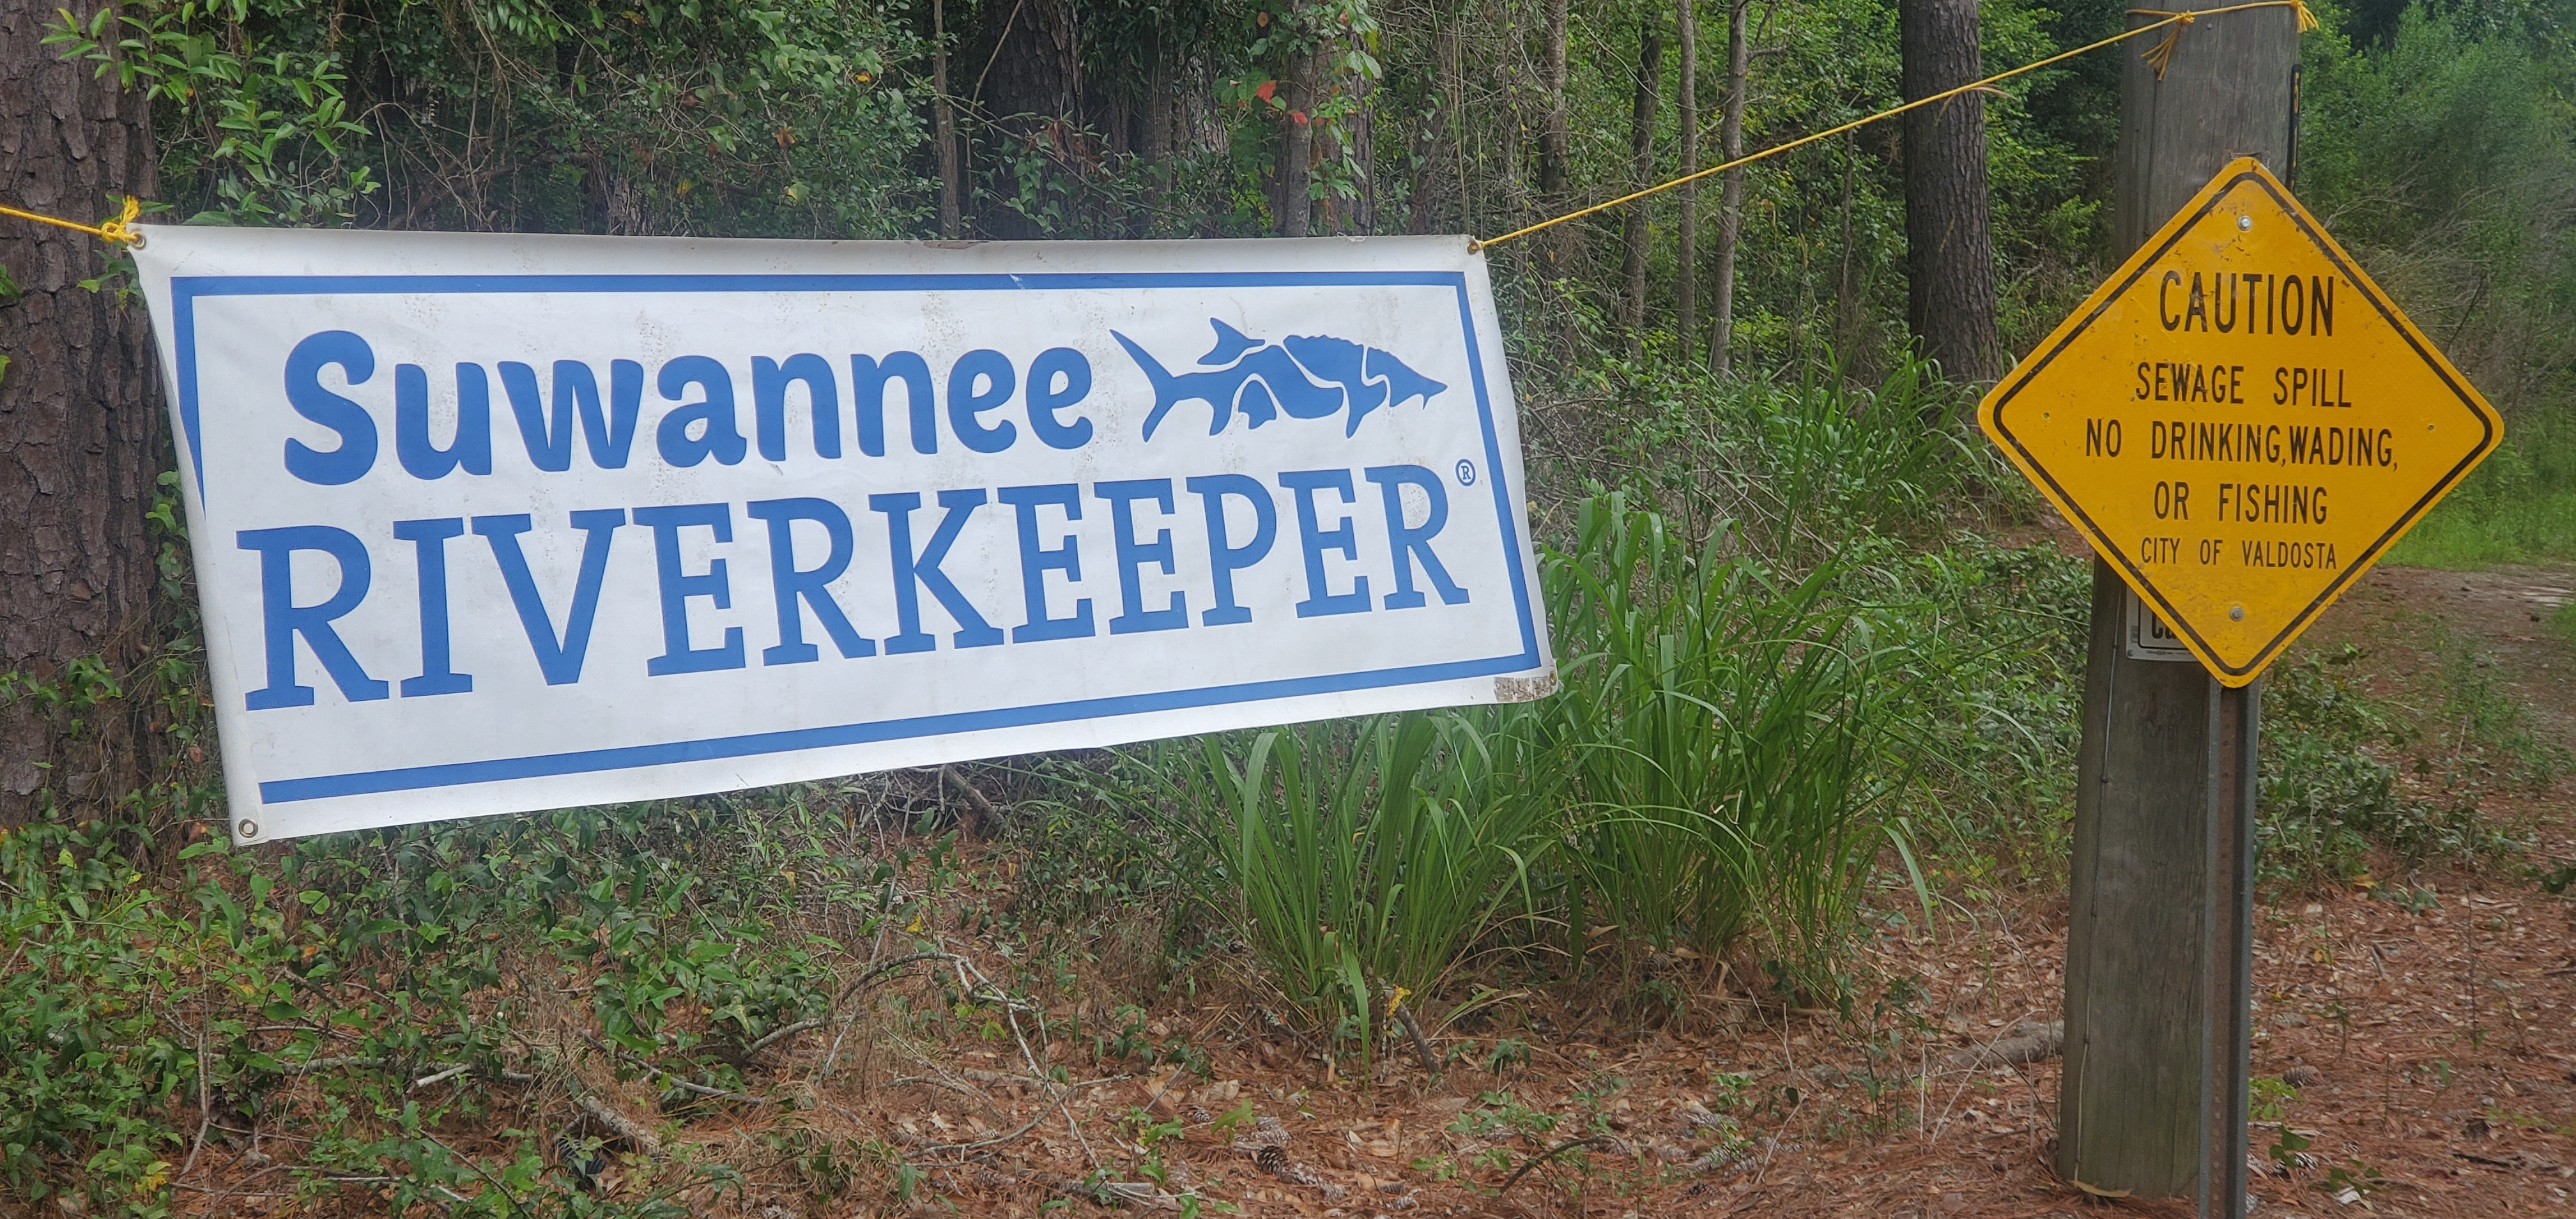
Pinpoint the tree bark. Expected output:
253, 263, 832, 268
970, 0, 1082, 240
1675, 0, 1698, 348
0, 1, 165, 822
1899, 0, 1999, 383
1706, 0, 1748, 374
934, 0, 962, 239
1620, 25, 1663, 352
1538, 0, 1570, 203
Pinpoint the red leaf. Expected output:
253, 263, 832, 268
1254, 79, 1277, 103
1289, 109, 1309, 126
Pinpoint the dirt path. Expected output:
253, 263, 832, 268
2316, 563, 2576, 750
1657, 565, 2576, 1219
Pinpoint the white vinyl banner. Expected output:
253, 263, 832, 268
130, 227, 1552, 844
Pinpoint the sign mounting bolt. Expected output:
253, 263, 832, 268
2238, 215, 2253, 231
2229, 605, 2246, 621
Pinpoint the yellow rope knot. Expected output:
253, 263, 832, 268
94, 195, 145, 248
0, 194, 145, 247
2131, 11, 2197, 80
2132, 2, 2316, 80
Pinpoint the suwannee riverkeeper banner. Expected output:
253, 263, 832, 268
131, 229, 1552, 845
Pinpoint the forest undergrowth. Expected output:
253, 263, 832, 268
6, 353, 2564, 1218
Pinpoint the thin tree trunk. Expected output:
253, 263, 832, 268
1331, 33, 1377, 236
1146, 61, 1174, 215
1836, 134, 1859, 356
1277, 27, 1317, 237
1675, 0, 1698, 348
1418, 22, 1460, 234
934, 0, 962, 238
1900, 0, 1999, 382
1538, 0, 1570, 202
1450, 19, 1470, 233
1621, 26, 1663, 352
0, 0, 165, 822
1357, 31, 1380, 234
1706, 0, 1749, 374
1317, 65, 1342, 233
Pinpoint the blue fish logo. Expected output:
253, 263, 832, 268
1113, 319, 1448, 440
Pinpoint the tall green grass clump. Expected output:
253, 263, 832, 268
1540, 494, 1914, 979
1156, 714, 1549, 1050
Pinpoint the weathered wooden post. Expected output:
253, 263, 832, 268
2059, 8, 2296, 1213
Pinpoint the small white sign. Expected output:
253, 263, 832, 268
132, 228, 1552, 843
2124, 586, 2197, 663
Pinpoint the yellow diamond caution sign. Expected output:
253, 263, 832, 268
1979, 157, 2502, 686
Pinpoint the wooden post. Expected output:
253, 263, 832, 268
2058, 8, 2296, 1215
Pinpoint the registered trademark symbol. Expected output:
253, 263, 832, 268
1455, 459, 1477, 486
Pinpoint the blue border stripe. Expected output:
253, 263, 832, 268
179, 267, 1539, 805
1453, 282, 1539, 662
257, 652, 1532, 803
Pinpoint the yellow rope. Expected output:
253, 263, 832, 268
0, 195, 144, 247
4, 2, 2316, 256
1476, 0, 2315, 250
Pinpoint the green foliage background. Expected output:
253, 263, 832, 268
52, 1, 2576, 445
8, 0, 2575, 1212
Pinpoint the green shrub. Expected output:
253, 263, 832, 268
1, 795, 898, 1215
0, 824, 195, 1216
1580, 355, 1981, 556
1862, 540, 2090, 884
2255, 645, 2526, 889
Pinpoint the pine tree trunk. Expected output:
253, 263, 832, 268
1620, 26, 1662, 352
972, 0, 1082, 239
0, 1, 165, 822
1538, 0, 1570, 202
1900, 0, 1999, 383
1675, 0, 1698, 348
1706, 0, 1748, 375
